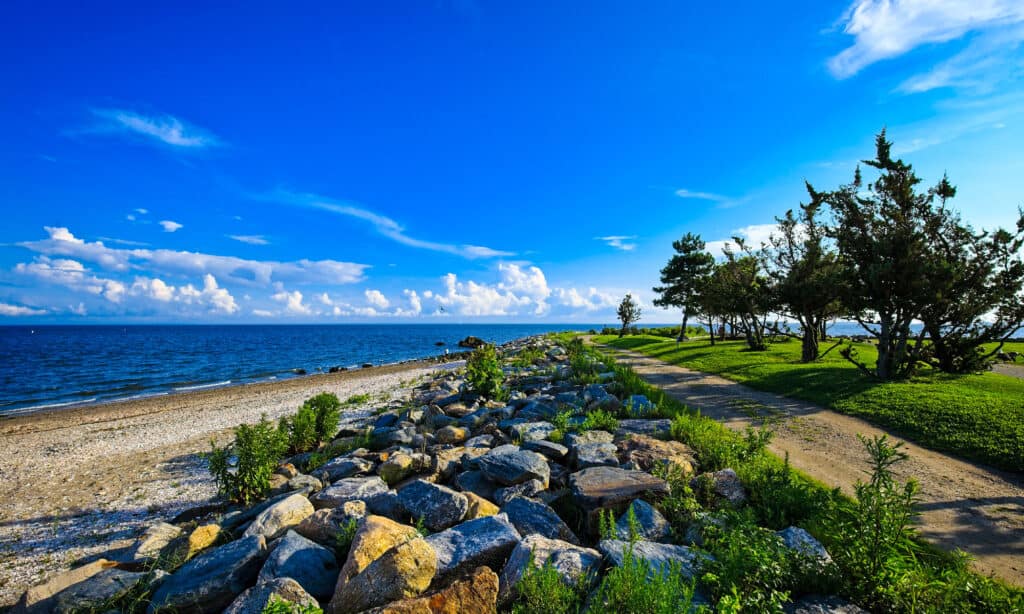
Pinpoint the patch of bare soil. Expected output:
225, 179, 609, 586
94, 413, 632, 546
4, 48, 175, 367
603, 346, 1024, 587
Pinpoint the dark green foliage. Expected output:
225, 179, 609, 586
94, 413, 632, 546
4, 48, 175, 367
650, 463, 701, 541
466, 343, 506, 400
588, 546, 698, 614
343, 393, 371, 405
616, 294, 642, 338
334, 517, 359, 559
580, 407, 619, 433
280, 404, 318, 453
511, 345, 545, 369
739, 453, 835, 530
304, 392, 342, 442
510, 555, 585, 614
701, 515, 799, 612
652, 233, 715, 341
670, 413, 771, 471
261, 596, 323, 614
206, 415, 289, 505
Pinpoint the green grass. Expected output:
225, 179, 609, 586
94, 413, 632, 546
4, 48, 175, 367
596, 335, 1024, 472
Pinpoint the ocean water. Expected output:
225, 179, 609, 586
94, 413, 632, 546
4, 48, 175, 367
0, 324, 599, 415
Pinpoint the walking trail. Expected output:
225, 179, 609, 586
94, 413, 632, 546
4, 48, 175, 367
599, 344, 1024, 587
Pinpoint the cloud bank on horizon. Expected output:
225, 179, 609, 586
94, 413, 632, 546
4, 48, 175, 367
2, 1, 1022, 322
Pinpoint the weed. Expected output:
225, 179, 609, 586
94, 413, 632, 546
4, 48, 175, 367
588, 545, 699, 614
581, 407, 619, 433
510, 554, 585, 614
466, 344, 507, 400
206, 415, 289, 505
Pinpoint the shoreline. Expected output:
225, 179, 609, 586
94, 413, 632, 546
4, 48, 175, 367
0, 356, 462, 607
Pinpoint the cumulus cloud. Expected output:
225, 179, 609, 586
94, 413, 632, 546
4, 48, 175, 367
828, 0, 1024, 78
228, 234, 269, 245
87, 108, 222, 148
16, 256, 127, 303
364, 289, 390, 309
159, 220, 183, 233
554, 287, 619, 311
595, 235, 638, 251
19, 227, 368, 286
705, 223, 779, 257
271, 190, 515, 260
272, 289, 312, 315
403, 289, 422, 315
0, 302, 47, 316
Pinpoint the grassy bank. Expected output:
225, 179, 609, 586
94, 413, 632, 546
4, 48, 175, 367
595, 335, 1024, 473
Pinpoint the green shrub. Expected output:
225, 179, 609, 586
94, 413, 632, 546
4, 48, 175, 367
670, 414, 771, 471
280, 404, 318, 453
206, 415, 289, 505
343, 393, 371, 406
510, 555, 585, 614
581, 407, 619, 432
334, 517, 360, 559
261, 596, 323, 613
588, 546, 699, 614
305, 392, 341, 442
511, 346, 545, 369
650, 463, 701, 540
739, 453, 835, 530
466, 344, 506, 400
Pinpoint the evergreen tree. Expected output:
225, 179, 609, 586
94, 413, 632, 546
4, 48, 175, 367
652, 233, 715, 341
616, 294, 642, 337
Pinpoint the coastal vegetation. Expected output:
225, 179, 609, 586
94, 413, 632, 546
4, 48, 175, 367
650, 130, 1024, 377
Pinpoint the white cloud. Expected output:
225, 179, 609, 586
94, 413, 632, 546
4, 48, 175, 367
88, 108, 221, 148
675, 188, 728, 201
498, 263, 551, 315
15, 257, 127, 303
252, 309, 275, 317
132, 277, 175, 302
272, 289, 311, 315
134, 208, 149, 215
20, 227, 368, 286
433, 273, 532, 316
897, 23, 1024, 93
705, 223, 779, 257
364, 289, 390, 309
402, 289, 422, 316
0, 302, 47, 316
272, 190, 515, 260
828, 0, 1024, 78
595, 235, 638, 251
228, 234, 269, 245
159, 220, 183, 233
554, 287, 618, 311
318, 292, 333, 306
69, 302, 87, 316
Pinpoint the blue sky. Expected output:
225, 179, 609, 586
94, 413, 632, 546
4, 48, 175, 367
2, 1, 1023, 323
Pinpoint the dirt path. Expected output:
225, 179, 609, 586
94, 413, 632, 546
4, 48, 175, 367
600, 345, 1024, 587
993, 363, 1024, 380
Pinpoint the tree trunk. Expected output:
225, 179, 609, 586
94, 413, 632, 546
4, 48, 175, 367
876, 315, 895, 379
801, 326, 819, 362
678, 312, 689, 342
707, 317, 716, 346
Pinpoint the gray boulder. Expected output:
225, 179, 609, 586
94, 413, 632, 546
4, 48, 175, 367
425, 515, 521, 585
494, 479, 546, 506
564, 430, 614, 448
148, 535, 267, 614
243, 493, 314, 540
785, 595, 869, 613
569, 466, 669, 531
691, 468, 747, 507
614, 419, 673, 438
258, 530, 339, 600
312, 476, 390, 509
598, 539, 709, 582
501, 496, 580, 545
319, 456, 374, 482
777, 526, 832, 564
615, 499, 672, 542
521, 439, 569, 461
397, 480, 469, 532
295, 501, 367, 545
508, 421, 556, 442
498, 534, 601, 603
49, 568, 148, 613
223, 578, 318, 614
478, 449, 550, 487
571, 442, 619, 470
453, 470, 499, 501
129, 522, 182, 562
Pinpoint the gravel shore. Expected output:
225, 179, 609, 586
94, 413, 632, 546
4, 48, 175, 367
0, 359, 459, 607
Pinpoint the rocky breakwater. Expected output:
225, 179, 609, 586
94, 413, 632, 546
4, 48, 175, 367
13, 335, 854, 613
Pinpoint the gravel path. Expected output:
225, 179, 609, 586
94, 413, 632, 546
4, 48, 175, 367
0, 360, 460, 607
601, 345, 1024, 587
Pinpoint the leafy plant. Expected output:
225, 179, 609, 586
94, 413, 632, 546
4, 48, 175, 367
344, 393, 371, 406
588, 546, 699, 614
334, 517, 360, 559
466, 344, 506, 400
206, 415, 289, 505
261, 596, 323, 614
280, 404, 318, 453
510, 555, 586, 614
581, 407, 619, 433
701, 515, 798, 612
304, 392, 341, 443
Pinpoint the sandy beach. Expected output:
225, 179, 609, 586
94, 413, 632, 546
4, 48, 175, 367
0, 359, 459, 608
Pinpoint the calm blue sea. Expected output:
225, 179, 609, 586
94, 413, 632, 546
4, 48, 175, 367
0, 324, 600, 415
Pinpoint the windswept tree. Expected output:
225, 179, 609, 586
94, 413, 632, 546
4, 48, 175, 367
766, 185, 847, 362
616, 293, 642, 337
652, 233, 715, 340
715, 240, 772, 351
825, 130, 959, 379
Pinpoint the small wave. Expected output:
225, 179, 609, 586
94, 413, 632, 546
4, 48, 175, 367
5, 398, 98, 415
172, 380, 232, 392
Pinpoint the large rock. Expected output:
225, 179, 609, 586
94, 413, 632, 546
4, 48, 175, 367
477, 449, 550, 487
129, 522, 183, 562
691, 468, 747, 507
453, 470, 498, 501
521, 439, 569, 462
571, 442, 619, 470
583, 385, 621, 412
615, 499, 672, 542
425, 515, 521, 585
398, 480, 469, 532
258, 530, 339, 599
569, 466, 669, 531
295, 500, 367, 545
435, 425, 469, 445
335, 515, 420, 593
785, 595, 870, 613
223, 578, 319, 614
777, 526, 832, 564
564, 430, 614, 448
508, 421, 556, 442
616, 434, 696, 474
498, 535, 601, 603
598, 540, 708, 582
464, 492, 500, 519
319, 456, 375, 482
379, 452, 416, 485
622, 394, 656, 417
501, 496, 579, 545
14, 559, 119, 614
614, 419, 673, 439
493, 479, 546, 506
19, 566, 148, 614
364, 566, 499, 614
243, 493, 314, 540
329, 537, 437, 613
312, 476, 390, 509
432, 446, 469, 481
148, 535, 267, 614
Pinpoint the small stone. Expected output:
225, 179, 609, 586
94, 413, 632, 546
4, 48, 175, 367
289, 474, 323, 493
564, 430, 614, 448
319, 456, 375, 482
614, 419, 673, 439
502, 496, 580, 545
329, 537, 437, 613
257, 530, 339, 600
453, 470, 498, 501
616, 434, 696, 474
243, 493, 314, 540
186, 523, 222, 559
295, 501, 367, 545
465, 434, 495, 448
397, 480, 469, 532
380, 452, 416, 485
784, 595, 870, 613
690, 468, 747, 507
508, 421, 556, 442
223, 578, 319, 614
777, 526, 832, 564
521, 439, 569, 461
464, 492, 500, 519
425, 515, 521, 585
493, 479, 546, 506
622, 394, 656, 416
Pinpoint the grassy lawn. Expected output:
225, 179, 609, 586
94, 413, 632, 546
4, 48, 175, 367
595, 334, 1024, 473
